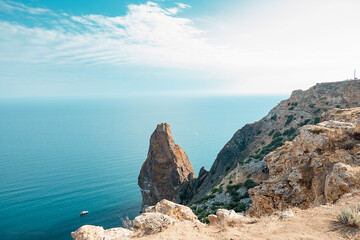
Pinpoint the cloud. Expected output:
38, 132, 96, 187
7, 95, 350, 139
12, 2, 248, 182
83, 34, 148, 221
0, 0, 52, 15
0, 1, 228, 70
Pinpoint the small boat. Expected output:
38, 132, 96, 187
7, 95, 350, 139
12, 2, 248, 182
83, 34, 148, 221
80, 211, 88, 216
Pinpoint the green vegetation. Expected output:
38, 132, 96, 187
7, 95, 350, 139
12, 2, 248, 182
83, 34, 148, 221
314, 108, 321, 114
271, 114, 277, 121
336, 105, 341, 108
257, 130, 262, 135
260, 136, 284, 156
309, 103, 315, 108
191, 194, 215, 205
285, 115, 294, 126
283, 127, 296, 136
268, 129, 275, 136
298, 119, 311, 127
289, 107, 294, 110
272, 130, 281, 139
314, 117, 321, 124
211, 186, 223, 194
244, 179, 257, 189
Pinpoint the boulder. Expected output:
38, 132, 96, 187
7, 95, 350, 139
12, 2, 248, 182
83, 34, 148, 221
209, 209, 249, 226
133, 212, 176, 235
144, 199, 198, 222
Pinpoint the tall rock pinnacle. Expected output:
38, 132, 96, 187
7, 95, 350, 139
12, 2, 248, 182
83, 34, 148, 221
138, 123, 195, 212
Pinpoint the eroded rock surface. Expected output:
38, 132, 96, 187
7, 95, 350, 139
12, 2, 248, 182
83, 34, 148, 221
71, 200, 200, 240
71, 225, 133, 240
208, 209, 249, 227
248, 108, 360, 217
138, 123, 195, 211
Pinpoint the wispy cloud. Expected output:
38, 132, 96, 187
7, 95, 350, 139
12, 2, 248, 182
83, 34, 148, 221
0, 1, 227, 70
0, 0, 52, 15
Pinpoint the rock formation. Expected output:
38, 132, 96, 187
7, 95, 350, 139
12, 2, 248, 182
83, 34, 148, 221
71, 200, 201, 240
248, 108, 360, 217
186, 80, 360, 203
138, 123, 195, 211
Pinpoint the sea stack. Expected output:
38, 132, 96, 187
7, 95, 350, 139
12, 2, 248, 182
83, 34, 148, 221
138, 123, 195, 212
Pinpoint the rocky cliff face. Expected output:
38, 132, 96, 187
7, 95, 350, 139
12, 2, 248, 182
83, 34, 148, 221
248, 108, 360, 217
186, 80, 360, 203
138, 123, 195, 211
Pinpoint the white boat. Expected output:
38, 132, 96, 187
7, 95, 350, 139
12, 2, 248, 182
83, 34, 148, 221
80, 211, 88, 216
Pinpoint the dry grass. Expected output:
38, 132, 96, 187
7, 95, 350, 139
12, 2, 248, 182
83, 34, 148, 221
121, 216, 133, 230
338, 204, 360, 227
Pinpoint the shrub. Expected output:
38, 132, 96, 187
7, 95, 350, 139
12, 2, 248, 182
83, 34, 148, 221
271, 114, 277, 121
338, 204, 360, 227
309, 103, 315, 108
268, 129, 275, 136
298, 119, 311, 127
283, 127, 296, 136
233, 203, 246, 213
244, 179, 257, 189
285, 115, 294, 126
192, 195, 215, 205
314, 117, 321, 124
272, 131, 282, 139
289, 107, 294, 110
336, 105, 341, 108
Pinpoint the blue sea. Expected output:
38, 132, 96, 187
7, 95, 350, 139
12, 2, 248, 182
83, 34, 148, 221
0, 96, 284, 240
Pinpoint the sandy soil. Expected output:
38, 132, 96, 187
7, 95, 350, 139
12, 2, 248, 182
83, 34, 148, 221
136, 193, 360, 240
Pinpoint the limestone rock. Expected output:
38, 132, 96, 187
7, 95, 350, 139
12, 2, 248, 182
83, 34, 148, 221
279, 209, 294, 220
71, 225, 132, 240
209, 209, 249, 226
133, 212, 177, 235
324, 163, 360, 202
248, 110, 360, 217
144, 199, 198, 222
71, 200, 199, 240
138, 123, 195, 211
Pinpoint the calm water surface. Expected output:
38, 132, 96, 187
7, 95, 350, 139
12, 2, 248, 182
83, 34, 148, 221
0, 96, 285, 240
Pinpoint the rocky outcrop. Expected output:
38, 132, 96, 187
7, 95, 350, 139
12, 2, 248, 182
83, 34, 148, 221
138, 123, 195, 211
208, 209, 249, 227
188, 80, 360, 203
71, 200, 200, 240
71, 225, 132, 240
248, 108, 360, 217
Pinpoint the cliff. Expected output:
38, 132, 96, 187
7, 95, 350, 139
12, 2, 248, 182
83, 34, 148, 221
248, 107, 360, 217
183, 80, 360, 205
138, 123, 195, 211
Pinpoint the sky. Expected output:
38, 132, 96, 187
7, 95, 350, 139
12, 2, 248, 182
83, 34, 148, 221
0, 0, 360, 97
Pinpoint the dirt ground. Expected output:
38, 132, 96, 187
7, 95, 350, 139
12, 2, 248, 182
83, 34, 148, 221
136, 193, 360, 240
